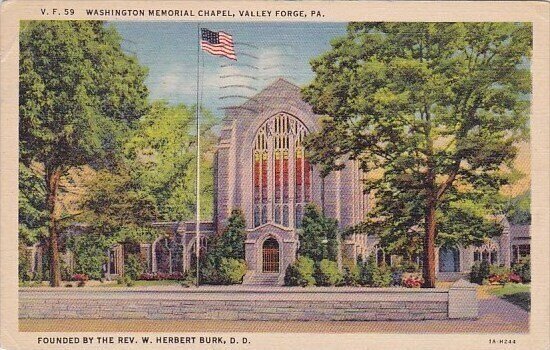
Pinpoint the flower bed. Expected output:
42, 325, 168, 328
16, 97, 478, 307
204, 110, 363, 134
402, 274, 423, 288
138, 272, 184, 281
488, 272, 522, 285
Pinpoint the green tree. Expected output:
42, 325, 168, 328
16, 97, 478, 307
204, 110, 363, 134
75, 167, 161, 279
216, 209, 247, 260
124, 101, 217, 221
303, 23, 531, 287
19, 163, 48, 246
504, 191, 531, 225
78, 167, 159, 235
298, 204, 339, 262
67, 233, 110, 280
203, 209, 247, 278
19, 21, 149, 286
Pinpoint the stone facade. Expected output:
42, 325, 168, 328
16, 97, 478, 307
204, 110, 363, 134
214, 79, 368, 282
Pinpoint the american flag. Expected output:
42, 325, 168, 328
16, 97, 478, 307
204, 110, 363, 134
200, 28, 236, 60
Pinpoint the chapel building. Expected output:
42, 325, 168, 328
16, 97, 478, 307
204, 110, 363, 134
213, 78, 369, 284
23, 79, 531, 285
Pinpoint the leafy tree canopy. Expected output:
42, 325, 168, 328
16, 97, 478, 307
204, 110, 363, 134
19, 20, 150, 286
78, 167, 159, 236
303, 22, 531, 286
19, 163, 47, 245
20, 21, 149, 171
503, 191, 531, 225
124, 101, 217, 221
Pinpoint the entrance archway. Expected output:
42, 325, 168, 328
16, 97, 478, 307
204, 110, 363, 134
262, 238, 280, 273
439, 245, 460, 272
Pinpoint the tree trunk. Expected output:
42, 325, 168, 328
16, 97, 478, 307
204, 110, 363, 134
423, 119, 437, 288
422, 201, 437, 288
46, 168, 62, 287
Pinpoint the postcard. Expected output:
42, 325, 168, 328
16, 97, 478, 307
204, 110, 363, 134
1, 1, 549, 349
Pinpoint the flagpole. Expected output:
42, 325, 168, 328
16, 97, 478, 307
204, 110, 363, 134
195, 23, 201, 287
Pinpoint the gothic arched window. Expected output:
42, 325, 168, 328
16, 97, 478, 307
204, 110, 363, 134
252, 113, 312, 228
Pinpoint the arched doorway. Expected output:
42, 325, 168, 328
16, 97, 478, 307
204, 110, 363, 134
439, 245, 460, 272
262, 238, 280, 273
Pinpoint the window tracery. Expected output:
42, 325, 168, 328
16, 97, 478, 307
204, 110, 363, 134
253, 113, 311, 228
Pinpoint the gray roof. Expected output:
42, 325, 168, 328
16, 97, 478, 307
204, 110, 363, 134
222, 78, 312, 120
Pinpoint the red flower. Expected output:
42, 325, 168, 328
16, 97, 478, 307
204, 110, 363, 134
402, 276, 424, 288
72, 274, 89, 282
508, 273, 522, 283
488, 274, 501, 284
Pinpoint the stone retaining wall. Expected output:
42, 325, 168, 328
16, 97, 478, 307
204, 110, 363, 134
19, 282, 477, 321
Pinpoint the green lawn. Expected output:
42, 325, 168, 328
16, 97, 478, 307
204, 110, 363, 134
18, 281, 46, 287
488, 284, 530, 311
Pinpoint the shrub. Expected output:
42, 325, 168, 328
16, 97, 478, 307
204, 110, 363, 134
342, 265, 360, 286
372, 263, 392, 287
33, 270, 43, 283
358, 257, 392, 287
480, 260, 490, 281
69, 234, 109, 280
195, 256, 246, 285
217, 209, 247, 260
217, 258, 247, 284
181, 273, 196, 288
489, 265, 509, 277
470, 260, 491, 285
313, 259, 342, 286
72, 274, 88, 287
124, 254, 145, 281
488, 274, 501, 284
298, 204, 339, 261
284, 256, 315, 286
470, 262, 481, 284
512, 257, 530, 283
199, 257, 222, 284
284, 264, 301, 286
358, 257, 376, 286
117, 275, 134, 286
390, 266, 404, 287
60, 260, 72, 281
138, 272, 185, 281
156, 271, 184, 280
401, 261, 421, 273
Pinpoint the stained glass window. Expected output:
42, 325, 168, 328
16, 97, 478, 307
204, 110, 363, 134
252, 113, 311, 228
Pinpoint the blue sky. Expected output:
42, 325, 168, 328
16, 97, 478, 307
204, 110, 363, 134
111, 22, 346, 115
